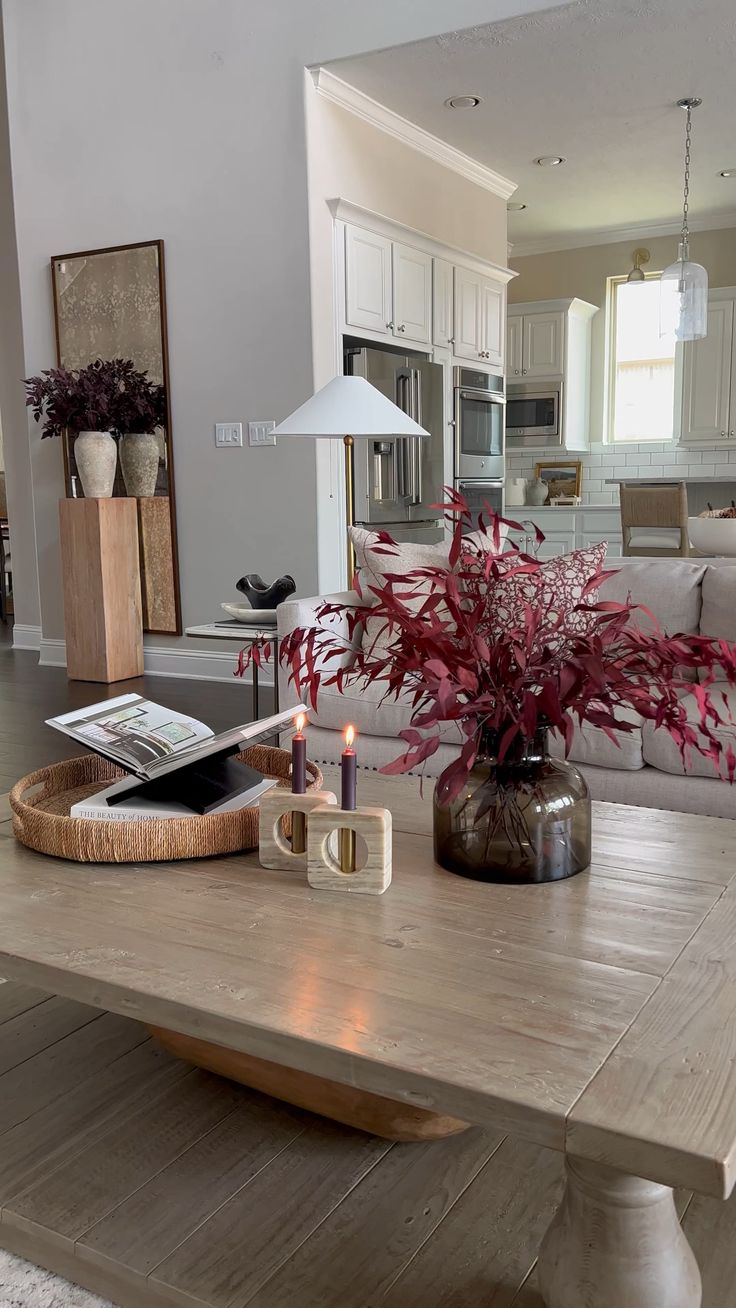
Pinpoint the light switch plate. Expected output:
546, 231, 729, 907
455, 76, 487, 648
215, 422, 243, 447
248, 420, 276, 447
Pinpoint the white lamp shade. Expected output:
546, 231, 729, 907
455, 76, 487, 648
270, 375, 429, 439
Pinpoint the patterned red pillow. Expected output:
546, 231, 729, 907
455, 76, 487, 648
484, 542, 608, 644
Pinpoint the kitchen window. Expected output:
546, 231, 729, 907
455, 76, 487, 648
606, 274, 677, 442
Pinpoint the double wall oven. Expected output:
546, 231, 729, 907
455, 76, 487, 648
452, 367, 505, 527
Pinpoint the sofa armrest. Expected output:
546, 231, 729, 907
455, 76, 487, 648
277, 590, 367, 711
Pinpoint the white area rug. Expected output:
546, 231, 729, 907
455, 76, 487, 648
0, 1250, 114, 1307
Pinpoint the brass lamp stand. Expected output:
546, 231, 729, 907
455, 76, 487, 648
344, 434, 355, 585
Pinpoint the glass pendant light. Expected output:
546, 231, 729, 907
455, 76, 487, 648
660, 98, 708, 341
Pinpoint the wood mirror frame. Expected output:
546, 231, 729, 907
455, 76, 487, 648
51, 238, 182, 635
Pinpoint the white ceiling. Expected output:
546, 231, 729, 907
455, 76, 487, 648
325, 0, 736, 253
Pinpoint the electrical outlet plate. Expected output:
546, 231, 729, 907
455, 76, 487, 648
215, 422, 243, 447
248, 420, 276, 447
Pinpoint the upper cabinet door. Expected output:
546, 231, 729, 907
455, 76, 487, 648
680, 299, 734, 442
507, 316, 523, 378
392, 243, 432, 344
344, 226, 392, 335
453, 267, 483, 361
523, 311, 565, 377
480, 276, 505, 369
432, 258, 454, 348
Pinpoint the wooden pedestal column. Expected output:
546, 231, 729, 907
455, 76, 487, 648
537, 1157, 702, 1308
59, 497, 144, 682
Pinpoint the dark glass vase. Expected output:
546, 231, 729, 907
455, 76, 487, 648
433, 728, 591, 884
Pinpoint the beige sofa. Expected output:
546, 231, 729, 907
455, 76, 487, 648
277, 558, 736, 820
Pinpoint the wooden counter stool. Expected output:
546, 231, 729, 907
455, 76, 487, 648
619, 481, 690, 557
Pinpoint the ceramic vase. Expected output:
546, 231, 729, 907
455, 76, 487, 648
74, 431, 118, 499
119, 432, 160, 498
525, 477, 549, 507
433, 727, 591, 884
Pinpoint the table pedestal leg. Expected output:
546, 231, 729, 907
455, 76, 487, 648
537, 1157, 701, 1308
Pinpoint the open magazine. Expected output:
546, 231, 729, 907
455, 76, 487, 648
47, 695, 304, 782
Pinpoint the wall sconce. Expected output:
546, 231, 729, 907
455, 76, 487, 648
626, 248, 651, 283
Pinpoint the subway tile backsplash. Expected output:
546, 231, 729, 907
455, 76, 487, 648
507, 442, 736, 504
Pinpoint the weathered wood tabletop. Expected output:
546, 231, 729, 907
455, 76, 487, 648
0, 769, 733, 1195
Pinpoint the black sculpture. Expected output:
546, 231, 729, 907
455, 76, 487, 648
236, 573, 296, 609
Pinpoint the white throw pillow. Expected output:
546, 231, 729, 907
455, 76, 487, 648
349, 524, 506, 659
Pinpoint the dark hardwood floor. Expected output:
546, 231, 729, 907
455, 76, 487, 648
0, 624, 271, 794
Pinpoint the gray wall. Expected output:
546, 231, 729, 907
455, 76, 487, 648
0, 0, 558, 642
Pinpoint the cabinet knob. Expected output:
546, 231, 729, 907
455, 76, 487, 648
721, 431, 726, 437
448, 336, 455, 345
522, 369, 528, 375
398, 323, 406, 333
514, 368, 520, 374
386, 321, 394, 330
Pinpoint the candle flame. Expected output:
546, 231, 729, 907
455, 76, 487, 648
295, 712, 306, 734
345, 724, 355, 749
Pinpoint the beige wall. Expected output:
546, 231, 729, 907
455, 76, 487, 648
306, 85, 509, 589
509, 227, 736, 443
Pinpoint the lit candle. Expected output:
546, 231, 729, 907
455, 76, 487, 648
340, 725, 357, 875
291, 712, 307, 855
341, 724, 357, 810
291, 712, 307, 794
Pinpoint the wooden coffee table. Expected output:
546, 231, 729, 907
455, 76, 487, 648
1, 768, 736, 1308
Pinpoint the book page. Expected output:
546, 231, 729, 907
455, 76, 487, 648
47, 694, 214, 776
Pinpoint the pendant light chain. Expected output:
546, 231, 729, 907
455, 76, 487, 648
681, 103, 692, 247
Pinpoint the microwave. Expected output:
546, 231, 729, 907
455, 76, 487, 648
506, 383, 562, 448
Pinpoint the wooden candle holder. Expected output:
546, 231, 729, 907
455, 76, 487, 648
307, 806, 392, 895
258, 790, 337, 871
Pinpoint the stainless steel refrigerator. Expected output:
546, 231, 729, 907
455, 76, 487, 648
344, 346, 445, 544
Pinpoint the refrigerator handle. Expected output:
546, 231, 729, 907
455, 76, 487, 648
410, 370, 422, 506
395, 373, 409, 499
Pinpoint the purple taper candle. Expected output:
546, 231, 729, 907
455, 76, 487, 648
341, 724, 357, 811
291, 713, 307, 794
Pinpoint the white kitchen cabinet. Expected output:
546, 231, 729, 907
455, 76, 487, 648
523, 311, 565, 377
345, 227, 392, 335
432, 258, 454, 348
507, 315, 523, 378
453, 267, 484, 361
453, 267, 506, 365
506, 309, 564, 379
506, 508, 621, 559
506, 299, 598, 450
480, 276, 504, 368
392, 243, 432, 344
678, 293, 736, 444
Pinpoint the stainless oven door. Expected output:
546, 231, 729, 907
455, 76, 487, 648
454, 388, 505, 479
455, 479, 504, 533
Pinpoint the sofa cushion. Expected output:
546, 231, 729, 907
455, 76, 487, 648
484, 542, 606, 643
312, 670, 463, 746
700, 565, 736, 644
641, 682, 736, 779
550, 705, 645, 771
599, 560, 706, 636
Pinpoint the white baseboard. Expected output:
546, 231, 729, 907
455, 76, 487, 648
12, 624, 42, 652
37, 637, 274, 687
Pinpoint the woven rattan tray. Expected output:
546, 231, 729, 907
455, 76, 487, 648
10, 745, 323, 863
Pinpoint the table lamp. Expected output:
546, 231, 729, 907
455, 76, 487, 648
270, 375, 429, 582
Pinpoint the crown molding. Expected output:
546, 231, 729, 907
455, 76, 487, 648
510, 211, 736, 259
311, 67, 517, 203
330, 198, 516, 284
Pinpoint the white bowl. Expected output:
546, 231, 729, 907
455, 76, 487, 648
688, 516, 736, 557
221, 603, 277, 623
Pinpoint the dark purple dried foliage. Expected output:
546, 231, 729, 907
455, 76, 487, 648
24, 358, 166, 439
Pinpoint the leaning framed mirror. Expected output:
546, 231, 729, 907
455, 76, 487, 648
51, 238, 182, 634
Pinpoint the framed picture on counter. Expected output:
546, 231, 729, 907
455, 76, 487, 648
534, 460, 583, 501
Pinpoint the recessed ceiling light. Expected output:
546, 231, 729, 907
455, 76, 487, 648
535, 155, 565, 167
444, 94, 482, 110
719, 168, 736, 178
507, 202, 527, 211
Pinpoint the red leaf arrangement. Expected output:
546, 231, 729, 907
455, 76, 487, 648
237, 492, 736, 804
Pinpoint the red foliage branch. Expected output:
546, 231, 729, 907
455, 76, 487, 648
237, 493, 736, 804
